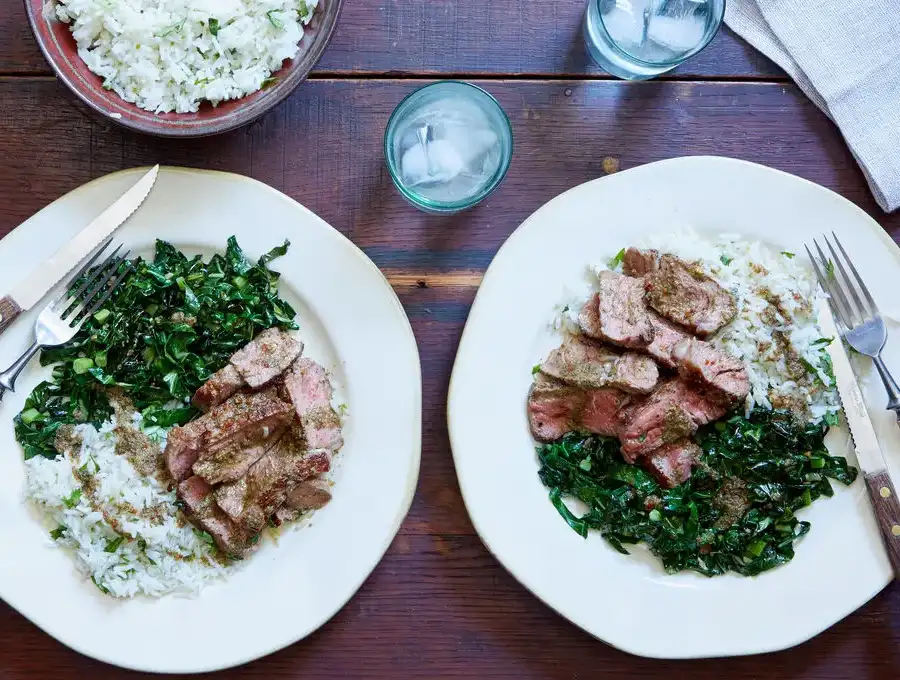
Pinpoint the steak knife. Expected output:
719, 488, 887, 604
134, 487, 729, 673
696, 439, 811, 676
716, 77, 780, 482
0, 165, 159, 335
821, 306, 900, 576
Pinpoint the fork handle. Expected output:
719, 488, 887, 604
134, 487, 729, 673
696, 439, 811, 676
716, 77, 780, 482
864, 470, 900, 577
0, 296, 22, 336
873, 355, 900, 413
0, 341, 40, 398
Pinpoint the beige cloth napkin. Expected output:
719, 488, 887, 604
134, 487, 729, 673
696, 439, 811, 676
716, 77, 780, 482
725, 1, 900, 212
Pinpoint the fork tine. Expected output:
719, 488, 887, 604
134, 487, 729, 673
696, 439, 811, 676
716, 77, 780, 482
806, 244, 847, 327
824, 235, 868, 325
83, 261, 134, 319
831, 231, 879, 318
64, 252, 130, 323
812, 239, 856, 329
51, 238, 114, 306
57, 244, 125, 312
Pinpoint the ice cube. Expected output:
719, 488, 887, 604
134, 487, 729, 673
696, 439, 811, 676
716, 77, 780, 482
400, 139, 466, 188
442, 126, 499, 173
646, 14, 706, 53
602, 4, 647, 47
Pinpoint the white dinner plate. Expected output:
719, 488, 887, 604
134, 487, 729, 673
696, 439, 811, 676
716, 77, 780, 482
448, 156, 900, 658
0, 168, 421, 672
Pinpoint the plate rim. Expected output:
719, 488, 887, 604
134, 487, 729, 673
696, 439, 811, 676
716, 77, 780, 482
447, 155, 895, 659
0, 166, 422, 673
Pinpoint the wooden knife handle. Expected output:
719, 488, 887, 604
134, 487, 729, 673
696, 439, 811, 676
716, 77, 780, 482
864, 470, 900, 577
0, 295, 22, 335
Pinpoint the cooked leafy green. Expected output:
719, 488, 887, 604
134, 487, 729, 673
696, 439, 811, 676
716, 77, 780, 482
15, 237, 296, 460
537, 409, 857, 577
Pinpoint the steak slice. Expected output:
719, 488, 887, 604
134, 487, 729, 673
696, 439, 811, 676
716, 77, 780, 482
579, 271, 654, 349
643, 440, 701, 488
645, 254, 737, 337
229, 327, 304, 389
527, 374, 631, 441
285, 479, 333, 511
191, 425, 287, 485
622, 248, 659, 277
165, 389, 295, 482
540, 335, 658, 394
215, 432, 332, 534
192, 364, 245, 412
619, 379, 728, 460
582, 388, 632, 437
178, 475, 253, 558
645, 312, 689, 369
672, 338, 750, 405
527, 374, 585, 442
283, 358, 344, 453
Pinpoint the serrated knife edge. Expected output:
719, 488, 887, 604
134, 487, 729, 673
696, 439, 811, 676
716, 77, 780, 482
819, 305, 885, 475
8, 165, 159, 310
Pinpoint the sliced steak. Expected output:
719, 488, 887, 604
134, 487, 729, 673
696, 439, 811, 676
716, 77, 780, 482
643, 440, 701, 488
191, 425, 287, 485
645, 254, 737, 337
527, 375, 585, 442
165, 389, 295, 482
215, 430, 331, 534
178, 475, 253, 558
609, 353, 658, 395
283, 358, 344, 453
285, 479, 333, 511
164, 420, 210, 484
622, 248, 659, 277
579, 272, 654, 349
192, 364, 245, 412
229, 327, 304, 389
540, 335, 658, 394
645, 312, 690, 369
527, 374, 630, 441
672, 338, 750, 405
619, 379, 728, 460
581, 388, 632, 437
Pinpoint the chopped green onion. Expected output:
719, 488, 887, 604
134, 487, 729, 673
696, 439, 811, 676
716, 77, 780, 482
266, 10, 284, 28
20, 408, 42, 425
62, 489, 82, 509
104, 536, 125, 553
72, 358, 94, 374
746, 539, 766, 557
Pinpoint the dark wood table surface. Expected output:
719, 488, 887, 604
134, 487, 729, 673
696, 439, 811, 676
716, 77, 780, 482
2, 2, 900, 678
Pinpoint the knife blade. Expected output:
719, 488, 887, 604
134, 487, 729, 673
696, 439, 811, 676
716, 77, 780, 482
0, 165, 158, 335
820, 304, 900, 575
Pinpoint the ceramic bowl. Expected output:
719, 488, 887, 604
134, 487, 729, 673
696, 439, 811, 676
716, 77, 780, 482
25, 0, 342, 137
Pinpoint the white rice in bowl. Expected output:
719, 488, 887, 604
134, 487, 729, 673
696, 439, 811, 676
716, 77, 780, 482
56, 0, 320, 114
24, 414, 229, 598
555, 227, 840, 425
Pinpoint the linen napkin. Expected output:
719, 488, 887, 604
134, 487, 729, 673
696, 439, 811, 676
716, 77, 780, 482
725, 0, 900, 212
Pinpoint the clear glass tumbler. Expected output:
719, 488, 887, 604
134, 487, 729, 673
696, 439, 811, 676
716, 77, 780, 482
584, 0, 725, 80
384, 81, 513, 214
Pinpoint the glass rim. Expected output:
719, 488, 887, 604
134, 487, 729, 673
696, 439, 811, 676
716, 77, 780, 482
592, 0, 727, 68
383, 80, 514, 213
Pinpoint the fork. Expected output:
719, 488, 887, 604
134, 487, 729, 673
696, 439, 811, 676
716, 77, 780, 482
805, 232, 900, 418
0, 242, 133, 401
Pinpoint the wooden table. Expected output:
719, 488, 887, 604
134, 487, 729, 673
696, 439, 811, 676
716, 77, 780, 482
2, 3, 900, 678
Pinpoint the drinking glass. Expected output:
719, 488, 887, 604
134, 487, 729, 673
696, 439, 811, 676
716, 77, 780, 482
584, 0, 726, 80
384, 81, 513, 214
